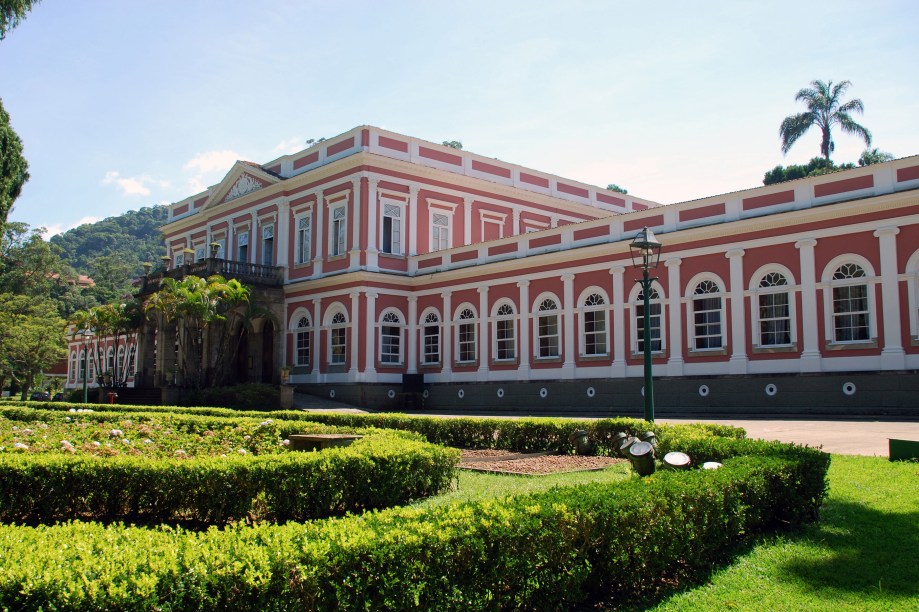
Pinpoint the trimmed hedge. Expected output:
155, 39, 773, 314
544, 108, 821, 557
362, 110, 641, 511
0, 408, 459, 524
0, 436, 830, 610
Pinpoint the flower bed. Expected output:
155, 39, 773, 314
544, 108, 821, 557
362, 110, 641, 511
0, 407, 459, 524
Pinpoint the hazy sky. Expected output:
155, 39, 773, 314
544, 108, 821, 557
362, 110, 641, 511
2, 1, 917, 237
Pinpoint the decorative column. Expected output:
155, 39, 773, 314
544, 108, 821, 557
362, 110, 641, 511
463, 196, 473, 246
441, 291, 453, 376
407, 296, 418, 374
610, 266, 626, 377
314, 191, 325, 275
311, 299, 321, 380
364, 291, 378, 379
477, 286, 489, 376
875, 226, 906, 369
795, 239, 820, 372
349, 178, 361, 271
664, 258, 684, 376
249, 213, 257, 264
512, 209, 521, 236
276, 199, 290, 279
349, 291, 360, 378
366, 177, 379, 271
408, 185, 419, 256
561, 273, 576, 376
517, 280, 530, 380
726, 249, 748, 373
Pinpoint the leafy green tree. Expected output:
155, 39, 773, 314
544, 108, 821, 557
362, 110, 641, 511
779, 79, 872, 167
606, 184, 628, 194
0, 98, 30, 228
858, 148, 895, 167
441, 140, 463, 149
87, 253, 134, 304
763, 157, 858, 185
0, 293, 66, 399
0, 0, 40, 39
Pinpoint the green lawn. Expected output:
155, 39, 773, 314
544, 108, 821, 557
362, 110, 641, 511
646, 455, 919, 611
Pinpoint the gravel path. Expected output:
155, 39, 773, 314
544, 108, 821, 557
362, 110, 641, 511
459, 449, 625, 475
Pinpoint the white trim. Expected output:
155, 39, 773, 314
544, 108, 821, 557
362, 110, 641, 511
627, 280, 667, 355
820, 254, 878, 346
684, 273, 727, 352
576, 286, 611, 357
491, 299, 518, 362
532, 291, 562, 359
748, 264, 798, 349
378, 307, 406, 366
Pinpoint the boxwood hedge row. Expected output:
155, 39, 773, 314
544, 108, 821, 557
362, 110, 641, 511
0, 435, 829, 610
0, 408, 459, 524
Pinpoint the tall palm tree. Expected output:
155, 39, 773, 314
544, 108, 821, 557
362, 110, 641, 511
779, 79, 872, 167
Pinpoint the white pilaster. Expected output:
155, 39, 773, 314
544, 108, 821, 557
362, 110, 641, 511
726, 249, 748, 374
517, 280, 531, 379
512, 209, 521, 237
795, 238, 821, 372
478, 286, 489, 375
664, 258, 684, 375
407, 296, 418, 374
311, 299, 321, 380
349, 291, 360, 378
463, 196, 473, 246
276, 199, 290, 280
365, 291, 378, 379
441, 291, 453, 376
875, 226, 906, 369
349, 178, 361, 271
249, 213, 257, 264
561, 273, 576, 375
314, 191, 324, 276
366, 177, 379, 271
409, 185, 419, 257
610, 266, 626, 377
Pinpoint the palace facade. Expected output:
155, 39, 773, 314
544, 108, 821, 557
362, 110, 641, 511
66, 126, 919, 415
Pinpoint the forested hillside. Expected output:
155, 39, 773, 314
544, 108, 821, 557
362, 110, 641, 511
50, 205, 167, 279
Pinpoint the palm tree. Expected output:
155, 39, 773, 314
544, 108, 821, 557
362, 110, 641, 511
779, 79, 872, 167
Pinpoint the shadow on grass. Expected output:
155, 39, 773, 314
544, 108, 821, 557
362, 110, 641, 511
780, 499, 919, 597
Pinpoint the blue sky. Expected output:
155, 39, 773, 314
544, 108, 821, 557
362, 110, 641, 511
2, 1, 917, 237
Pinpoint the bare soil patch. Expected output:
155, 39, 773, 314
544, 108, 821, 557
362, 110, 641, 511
459, 449, 625, 475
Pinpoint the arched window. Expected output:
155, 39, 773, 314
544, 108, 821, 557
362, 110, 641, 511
536, 297, 560, 358
329, 312, 347, 365
77, 350, 85, 382
127, 344, 136, 376
295, 316, 312, 367
69, 352, 77, 383
456, 308, 477, 364
635, 287, 663, 353
380, 311, 403, 365
422, 311, 441, 365
106, 348, 115, 378
756, 272, 792, 346
117, 346, 126, 380
692, 280, 723, 350
494, 303, 516, 361
581, 293, 608, 356
831, 263, 869, 342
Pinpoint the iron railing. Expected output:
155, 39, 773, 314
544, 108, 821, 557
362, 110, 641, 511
138, 258, 283, 294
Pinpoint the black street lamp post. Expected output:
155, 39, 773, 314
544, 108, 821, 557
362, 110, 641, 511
80, 330, 93, 404
630, 227, 663, 422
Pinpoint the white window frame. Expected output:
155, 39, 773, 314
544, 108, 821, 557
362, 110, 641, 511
261, 224, 275, 266
290, 311, 312, 367
236, 230, 249, 262
480, 210, 507, 241
430, 212, 452, 252
379, 309, 405, 366
69, 351, 77, 383
454, 304, 478, 364
578, 287, 610, 357
685, 274, 726, 352
628, 282, 666, 355
194, 245, 206, 262
78, 349, 85, 382
380, 200, 405, 255
821, 255, 877, 345
533, 293, 561, 359
326, 307, 348, 366
329, 202, 347, 257
174, 252, 184, 267
749, 265, 797, 349
905, 249, 919, 340
492, 301, 517, 362
421, 309, 441, 365
295, 213, 312, 264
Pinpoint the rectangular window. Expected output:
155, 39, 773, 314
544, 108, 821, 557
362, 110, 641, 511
237, 231, 249, 262
636, 303, 662, 352
296, 216, 312, 264
331, 206, 346, 257
496, 319, 516, 360
759, 292, 791, 345
195, 246, 205, 262
538, 314, 559, 358
174, 252, 184, 267
423, 325, 440, 364
584, 310, 607, 355
296, 330, 310, 366
382, 204, 402, 255
431, 213, 450, 251
458, 322, 476, 362
693, 297, 722, 349
833, 285, 869, 342
330, 327, 346, 365
262, 225, 274, 266
381, 325, 401, 364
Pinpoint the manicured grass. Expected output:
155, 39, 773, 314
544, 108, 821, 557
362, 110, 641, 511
413, 462, 633, 508
638, 455, 919, 611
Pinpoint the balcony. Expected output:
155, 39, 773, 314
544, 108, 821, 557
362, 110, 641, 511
137, 258, 283, 295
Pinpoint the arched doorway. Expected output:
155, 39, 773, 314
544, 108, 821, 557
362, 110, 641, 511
261, 321, 274, 383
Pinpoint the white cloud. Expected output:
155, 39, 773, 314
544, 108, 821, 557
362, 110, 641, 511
101, 171, 170, 197
183, 150, 241, 174
271, 137, 304, 156
41, 216, 102, 239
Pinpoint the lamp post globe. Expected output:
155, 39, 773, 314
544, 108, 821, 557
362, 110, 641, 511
629, 227, 663, 423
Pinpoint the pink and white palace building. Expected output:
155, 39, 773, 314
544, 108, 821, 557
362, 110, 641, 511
67, 126, 919, 415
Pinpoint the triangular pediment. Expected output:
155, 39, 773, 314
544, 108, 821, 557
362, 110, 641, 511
203, 162, 282, 210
